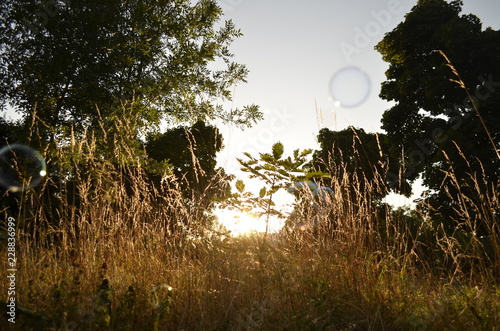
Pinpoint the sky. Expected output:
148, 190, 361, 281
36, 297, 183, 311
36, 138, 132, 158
213, 0, 500, 208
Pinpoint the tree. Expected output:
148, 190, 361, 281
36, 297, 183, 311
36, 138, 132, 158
0, 117, 18, 145
312, 127, 411, 198
0, 0, 262, 149
375, 0, 500, 231
146, 121, 230, 206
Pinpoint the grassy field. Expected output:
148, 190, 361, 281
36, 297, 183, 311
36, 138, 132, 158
1, 132, 499, 330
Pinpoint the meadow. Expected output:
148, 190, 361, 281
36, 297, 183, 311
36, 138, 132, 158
1, 124, 499, 331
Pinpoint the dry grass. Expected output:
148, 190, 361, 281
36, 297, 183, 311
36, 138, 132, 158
0, 117, 499, 330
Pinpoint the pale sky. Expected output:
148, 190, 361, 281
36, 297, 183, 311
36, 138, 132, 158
214, 0, 500, 205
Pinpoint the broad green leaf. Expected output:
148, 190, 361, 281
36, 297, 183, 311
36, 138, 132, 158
235, 179, 245, 193
272, 142, 284, 159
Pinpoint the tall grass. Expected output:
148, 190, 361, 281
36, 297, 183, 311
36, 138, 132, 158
1, 113, 499, 330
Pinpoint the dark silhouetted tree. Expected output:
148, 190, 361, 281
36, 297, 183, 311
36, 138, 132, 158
312, 127, 411, 199
146, 121, 231, 207
375, 0, 500, 232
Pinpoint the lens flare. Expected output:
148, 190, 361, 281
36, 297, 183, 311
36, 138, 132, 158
0, 144, 47, 192
329, 66, 371, 108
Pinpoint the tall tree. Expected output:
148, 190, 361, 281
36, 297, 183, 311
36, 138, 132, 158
0, 0, 261, 148
375, 0, 500, 230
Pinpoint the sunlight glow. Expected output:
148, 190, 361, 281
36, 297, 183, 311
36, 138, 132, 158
214, 208, 265, 236
214, 208, 285, 236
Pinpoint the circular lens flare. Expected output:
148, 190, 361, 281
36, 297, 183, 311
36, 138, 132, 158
329, 66, 371, 108
0, 144, 47, 192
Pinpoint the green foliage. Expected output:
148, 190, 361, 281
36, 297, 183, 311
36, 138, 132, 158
272, 141, 284, 159
0, 117, 20, 145
375, 0, 500, 228
146, 120, 232, 206
238, 142, 328, 187
0, 0, 262, 150
313, 126, 411, 197
235, 179, 245, 193
228, 142, 330, 226
94, 279, 113, 329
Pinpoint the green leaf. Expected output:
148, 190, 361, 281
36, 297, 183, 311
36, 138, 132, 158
235, 179, 245, 193
263, 164, 277, 172
259, 187, 267, 198
300, 149, 313, 157
277, 168, 291, 178
269, 186, 281, 195
306, 171, 331, 179
272, 142, 284, 160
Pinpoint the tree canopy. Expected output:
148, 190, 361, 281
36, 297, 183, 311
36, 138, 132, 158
0, 0, 262, 147
375, 0, 500, 226
312, 127, 411, 199
146, 120, 230, 204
